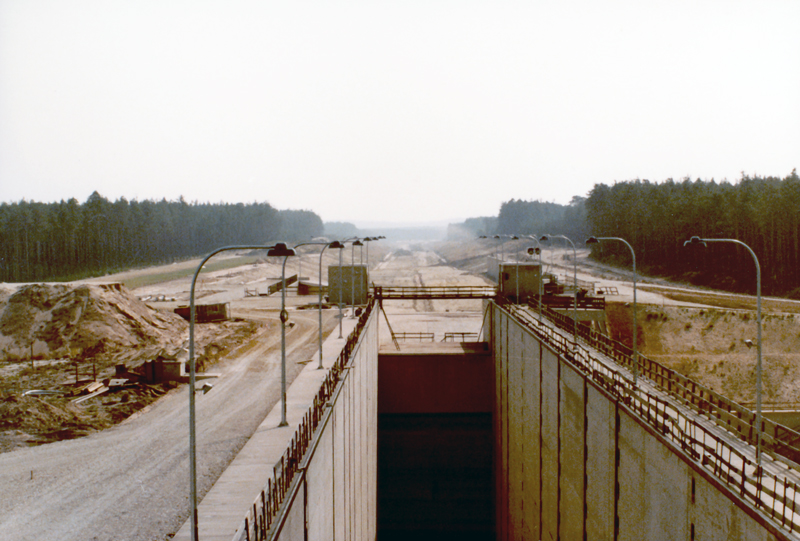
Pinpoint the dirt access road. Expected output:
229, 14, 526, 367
0, 268, 337, 541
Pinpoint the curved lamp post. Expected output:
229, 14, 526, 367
337, 244, 345, 338
587, 236, 638, 386
268, 243, 297, 428
293, 240, 345, 370
493, 235, 503, 259
479, 235, 493, 257
350, 239, 364, 318
525, 235, 543, 321
362, 236, 383, 268
338, 237, 360, 333
188, 243, 290, 541
319, 241, 344, 367
540, 234, 578, 348
361, 237, 371, 265
684, 235, 762, 465
508, 235, 520, 302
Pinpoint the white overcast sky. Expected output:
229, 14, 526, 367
1, 1, 798, 225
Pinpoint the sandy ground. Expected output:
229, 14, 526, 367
0, 247, 361, 541
2, 238, 800, 540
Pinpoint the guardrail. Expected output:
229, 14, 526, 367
395, 332, 435, 342
234, 297, 376, 541
523, 297, 800, 464
596, 285, 619, 295
443, 332, 480, 342
497, 297, 800, 532
373, 285, 496, 299
538, 294, 606, 310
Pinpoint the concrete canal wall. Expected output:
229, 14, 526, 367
492, 303, 788, 541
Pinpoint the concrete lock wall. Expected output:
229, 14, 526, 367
492, 303, 786, 541
273, 311, 379, 541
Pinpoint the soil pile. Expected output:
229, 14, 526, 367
0, 283, 188, 361
0, 283, 263, 452
609, 302, 800, 406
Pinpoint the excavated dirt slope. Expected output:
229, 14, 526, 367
0, 283, 261, 451
0, 283, 188, 361
608, 302, 800, 407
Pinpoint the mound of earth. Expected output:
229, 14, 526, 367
0, 282, 265, 452
0, 283, 189, 361
608, 302, 800, 406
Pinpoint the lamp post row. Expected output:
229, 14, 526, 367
484, 232, 763, 467
187, 236, 382, 541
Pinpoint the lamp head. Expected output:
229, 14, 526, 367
684, 236, 706, 247
493, 235, 501, 239
328, 240, 344, 249
527, 246, 541, 255
511, 235, 519, 240
539, 235, 550, 242
353, 239, 363, 246
267, 242, 296, 257
586, 236, 599, 245
745, 339, 754, 349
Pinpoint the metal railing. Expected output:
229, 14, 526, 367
497, 297, 800, 532
596, 285, 619, 295
373, 285, 496, 299
443, 332, 480, 342
395, 332, 435, 342
538, 294, 606, 310
234, 297, 377, 541
523, 297, 800, 464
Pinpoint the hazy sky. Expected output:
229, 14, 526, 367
1, 1, 798, 225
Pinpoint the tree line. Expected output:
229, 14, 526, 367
450, 199, 587, 241
0, 192, 323, 282
585, 171, 800, 297
473, 171, 799, 297
496, 197, 588, 242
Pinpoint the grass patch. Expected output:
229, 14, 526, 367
121, 256, 262, 289
639, 286, 800, 314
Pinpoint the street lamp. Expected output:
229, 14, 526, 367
267, 242, 297, 427
586, 236, 638, 385
360, 237, 369, 266
293, 240, 345, 370
525, 235, 543, 321
338, 237, 360, 335
318, 241, 343, 368
187, 243, 286, 541
540, 234, 578, 348
337, 243, 345, 338
350, 239, 364, 317
507, 235, 520, 301
684, 235, 763, 465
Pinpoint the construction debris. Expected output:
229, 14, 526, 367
0, 282, 262, 452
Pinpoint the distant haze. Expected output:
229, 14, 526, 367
1, 2, 798, 223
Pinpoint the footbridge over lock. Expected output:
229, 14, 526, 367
176, 286, 800, 541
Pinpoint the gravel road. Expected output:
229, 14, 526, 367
0, 309, 333, 541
